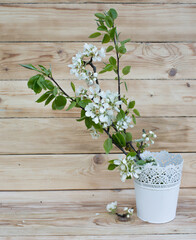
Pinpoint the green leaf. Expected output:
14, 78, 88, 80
36, 91, 51, 103
71, 82, 75, 92
81, 109, 85, 117
97, 25, 107, 31
116, 132, 126, 147
102, 34, 110, 44
85, 117, 93, 129
53, 86, 58, 96
20, 64, 38, 71
108, 8, 118, 20
109, 27, 116, 40
95, 13, 105, 19
54, 96, 67, 110
66, 101, 76, 111
78, 99, 91, 108
105, 16, 113, 28
109, 56, 116, 66
106, 45, 114, 52
121, 38, 131, 45
45, 94, 55, 106
76, 116, 86, 122
52, 99, 57, 110
126, 132, 132, 142
116, 109, 125, 121
136, 160, 146, 165
128, 101, 135, 109
27, 74, 40, 90
132, 114, 136, 124
122, 66, 131, 75
127, 152, 137, 157
89, 32, 101, 38
108, 163, 117, 170
38, 65, 50, 76
133, 109, 140, 117
124, 81, 128, 91
99, 64, 113, 74
33, 80, 42, 94
37, 75, 47, 90
104, 138, 113, 154
118, 46, 127, 54
45, 80, 54, 90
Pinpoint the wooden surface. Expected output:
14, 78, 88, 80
0, 0, 196, 239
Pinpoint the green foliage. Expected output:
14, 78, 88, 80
128, 101, 135, 109
116, 109, 125, 121
53, 86, 58, 96
105, 16, 113, 28
121, 38, 131, 45
108, 163, 117, 170
133, 109, 140, 117
78, 99, 92, 108
132, 114, 136, 124
45, 94, 55, 106
52, 96, 67, 110
104, 138, 113, 154
21, 64, 52, 77
118, 46, 126, 54
108, 8, 118, 20
89, 32, 101, 38
122, 66, 131, 75
66, 101, 76, 111
126, 132, 132, 142
99, 64, 113, 74
95, 13, 105, 19
109, 27, 116, 40
97, 26, 107, 31
36, 91, 51, 103
124, 81, 128, 91
109, 56, 116, 66
85, 117, 93, 129
106, 45, 114, 52
102, 34, 110, 44
71, 82, 75, 92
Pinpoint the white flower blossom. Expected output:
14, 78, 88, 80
114, 155, 141, 182
106, 201, 117, 213
84, 90, 123, 128
75, 86, 88, 99
141, 130, 157, 147
116, 115, 133, 131
89, 126, 100, 139
69, 44, 105, 86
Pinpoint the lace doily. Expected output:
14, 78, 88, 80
134, 151, 183, 188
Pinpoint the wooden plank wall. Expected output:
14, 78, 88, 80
0, 0, 196, 238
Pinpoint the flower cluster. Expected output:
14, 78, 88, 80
89, 126, 100, 139
106, 201, 134, 219
106, 201, 117, 213
85, 87, 122, 128
116, 115, 134, 131
113, 155, 141, 182
123, 207, 134, 218
142, 130, 157, 147
68, 43, 105, 86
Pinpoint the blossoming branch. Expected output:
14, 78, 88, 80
20, 8, 157, 182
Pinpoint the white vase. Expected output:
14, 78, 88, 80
134, 151, 183, 224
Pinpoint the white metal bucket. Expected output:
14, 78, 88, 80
134, 151, 183, 224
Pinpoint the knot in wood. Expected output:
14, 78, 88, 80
169, 68, 177, 77
93, 154, 104, 165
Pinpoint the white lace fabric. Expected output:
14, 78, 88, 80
134, 151, 184, 188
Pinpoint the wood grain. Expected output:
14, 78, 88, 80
0, 236, 196, 240
1, 0, 196, 3
1, 42, 196, 80
0, 79, 195, 118
0, 189, 195, 235
0, 153, 194, 190
0, 117, 196, 154
0, 4, 196, 41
